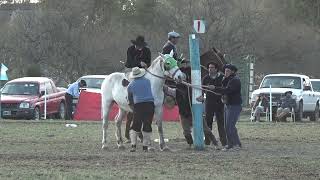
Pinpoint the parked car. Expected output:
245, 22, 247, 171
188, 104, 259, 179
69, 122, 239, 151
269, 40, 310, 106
311, 79, 320, 92
74, 75, 108, 91
1, 77, 66, 120
250, 74, 320, 121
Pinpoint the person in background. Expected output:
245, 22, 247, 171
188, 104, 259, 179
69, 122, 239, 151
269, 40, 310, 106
276, 91, 296, 121
65, 80, 87, 120
250, 93, 269, 122
127, 67, 155, 152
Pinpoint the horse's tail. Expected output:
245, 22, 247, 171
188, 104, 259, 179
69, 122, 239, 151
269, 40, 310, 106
101, 76, 114, 121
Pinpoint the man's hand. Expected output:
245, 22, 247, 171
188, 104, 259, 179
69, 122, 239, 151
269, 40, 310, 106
208, 85, 215, 90
140, 61, 147, 68
196, 95, 205, 102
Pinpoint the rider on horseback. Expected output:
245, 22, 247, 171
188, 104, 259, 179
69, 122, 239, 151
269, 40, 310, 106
162, 31, 180, 61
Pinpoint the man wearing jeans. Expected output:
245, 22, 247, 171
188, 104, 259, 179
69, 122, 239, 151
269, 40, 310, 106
210, 64, 242, 151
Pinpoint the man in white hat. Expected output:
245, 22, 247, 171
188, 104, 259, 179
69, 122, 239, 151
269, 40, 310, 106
162, 31, 181, 60
127, 67, 155, 152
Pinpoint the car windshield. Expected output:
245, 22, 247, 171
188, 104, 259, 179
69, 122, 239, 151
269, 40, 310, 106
80, 78, 105, 89
261, 76, 301, 89
1, 82, 39, 95
311, 81, 320, 92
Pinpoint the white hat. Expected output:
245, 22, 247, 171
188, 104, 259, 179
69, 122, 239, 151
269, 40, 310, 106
129, 67, 146, 79
168, 31, 180, 38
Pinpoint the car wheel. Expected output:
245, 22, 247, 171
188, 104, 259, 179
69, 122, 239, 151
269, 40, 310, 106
33, 107, 41, 120
55, 102, 66, 119
310, 103, 319, 121
295, 101, 303, 121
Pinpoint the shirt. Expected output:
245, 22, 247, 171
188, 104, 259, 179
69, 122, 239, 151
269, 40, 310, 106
127, 77, 154, 104
67, 82, 80, 97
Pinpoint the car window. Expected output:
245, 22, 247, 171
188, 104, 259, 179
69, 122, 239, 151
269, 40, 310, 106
80, 78, 105, 89
311, 81, 320, 92
261, 76, 301, 89
2, 82, 39, 95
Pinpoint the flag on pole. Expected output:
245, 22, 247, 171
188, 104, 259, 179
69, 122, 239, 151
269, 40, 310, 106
0, 63, 8, 81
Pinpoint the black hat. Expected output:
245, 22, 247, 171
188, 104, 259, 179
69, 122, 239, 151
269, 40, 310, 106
223, 64, 238, 72
284, 91, 293, 95
131, 35, 147, 47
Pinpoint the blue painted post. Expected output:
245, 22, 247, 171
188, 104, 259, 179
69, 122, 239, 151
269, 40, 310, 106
189, 34, 204, 150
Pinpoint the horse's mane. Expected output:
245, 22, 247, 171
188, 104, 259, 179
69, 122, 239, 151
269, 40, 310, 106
149, 56, 161, 70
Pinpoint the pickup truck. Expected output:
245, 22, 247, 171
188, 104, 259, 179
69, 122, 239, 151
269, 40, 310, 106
250, 74, 320, 121
0, 77, 66, 120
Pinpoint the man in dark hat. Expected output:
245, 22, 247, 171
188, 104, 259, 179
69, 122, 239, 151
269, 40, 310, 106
124, 35, 151, 143
276, 91, 296, 121
125, 35, 151, 69
209, 64, 242, 151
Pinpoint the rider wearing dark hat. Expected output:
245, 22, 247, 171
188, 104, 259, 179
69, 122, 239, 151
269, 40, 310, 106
125, 35, 151, 69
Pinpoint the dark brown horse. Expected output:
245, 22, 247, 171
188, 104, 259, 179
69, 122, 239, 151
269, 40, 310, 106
200, 47, 227, 78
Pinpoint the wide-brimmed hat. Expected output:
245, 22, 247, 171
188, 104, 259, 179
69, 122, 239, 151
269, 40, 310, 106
129, 67, 146, 79
223, 64, 238, 72
131, 35, 147, 47
168, 31, 180, 39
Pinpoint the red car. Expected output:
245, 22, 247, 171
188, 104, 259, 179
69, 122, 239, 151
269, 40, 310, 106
1, 77, 66, 120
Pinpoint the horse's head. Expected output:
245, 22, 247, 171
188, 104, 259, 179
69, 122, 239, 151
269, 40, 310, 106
159, 52, 185, 81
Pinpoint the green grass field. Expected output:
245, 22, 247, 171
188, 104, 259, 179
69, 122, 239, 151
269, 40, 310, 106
0, 117, 320, 180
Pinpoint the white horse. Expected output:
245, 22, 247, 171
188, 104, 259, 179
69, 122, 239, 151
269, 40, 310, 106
101, 53, 184, 151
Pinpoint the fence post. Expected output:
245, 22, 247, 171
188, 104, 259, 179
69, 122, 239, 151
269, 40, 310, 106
189, 34, 204, 150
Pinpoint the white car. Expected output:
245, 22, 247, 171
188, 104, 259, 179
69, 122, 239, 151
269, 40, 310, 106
251, 74, 320, 121
75, 75, 108, 92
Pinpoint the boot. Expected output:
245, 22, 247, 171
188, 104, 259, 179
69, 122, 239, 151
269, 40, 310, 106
142, 131, 154, 152
129, 130, 137, 152
184, 134, 193, 145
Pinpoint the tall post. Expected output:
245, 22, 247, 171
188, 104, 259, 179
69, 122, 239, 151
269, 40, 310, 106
269, 85, 272, 122
189, 34, 204, 150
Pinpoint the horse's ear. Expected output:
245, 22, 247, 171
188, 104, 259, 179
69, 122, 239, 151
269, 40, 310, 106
169, 50, 174, 57
159, 52, 165, 59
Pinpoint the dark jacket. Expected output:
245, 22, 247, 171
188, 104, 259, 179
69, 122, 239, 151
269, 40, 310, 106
162, 41, 178, 60
202, 73, 224, 108
125, 45, 151, 68
176, 67, 192, 117
215, 74, 242, 105
279, 96, 296, 109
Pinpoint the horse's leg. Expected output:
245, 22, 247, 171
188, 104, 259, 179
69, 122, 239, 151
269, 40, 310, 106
102, 101, 112, 150
155, 106, 170, 151
115, 108, 126, 149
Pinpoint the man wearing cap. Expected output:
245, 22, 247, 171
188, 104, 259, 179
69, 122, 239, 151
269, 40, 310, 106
162, 31, 180, 60
127, 67, 155, 152
276, 91, 296, 121
65, 80, 87, 120
125, 35, 151, 143
209, 64, 242, 151
125, 35, 151, 69
250, 93, 269, 122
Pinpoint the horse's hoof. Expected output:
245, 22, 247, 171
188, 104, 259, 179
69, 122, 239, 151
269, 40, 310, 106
102, 144, 108, 150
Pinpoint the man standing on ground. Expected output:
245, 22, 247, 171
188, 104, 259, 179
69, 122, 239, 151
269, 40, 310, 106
65, 80, 86, 120
197, 62, 227, 147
